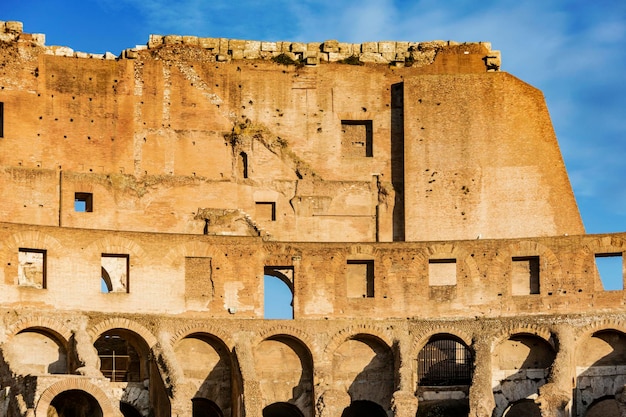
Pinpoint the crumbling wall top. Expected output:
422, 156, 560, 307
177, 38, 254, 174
0, 20, 501, 69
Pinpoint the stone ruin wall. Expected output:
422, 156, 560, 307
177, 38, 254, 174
0, 20, 623, 417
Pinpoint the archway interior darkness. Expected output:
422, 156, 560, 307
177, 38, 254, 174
193, 398, 224, 417
341, 400, 387, 417
120, 402, 143, 417
503, 399, 541, 417
584, 397, 620, 417
49, 389, 103, 417
263, 402, 304, 417
418, 336, 473, 386
94, 330, 145, 382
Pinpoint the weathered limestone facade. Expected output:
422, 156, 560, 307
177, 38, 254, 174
0, 20, 623, 417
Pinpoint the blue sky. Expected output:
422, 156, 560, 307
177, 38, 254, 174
2, 0, 624, 235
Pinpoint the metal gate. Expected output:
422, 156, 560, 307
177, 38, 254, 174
418, 339, 473, 386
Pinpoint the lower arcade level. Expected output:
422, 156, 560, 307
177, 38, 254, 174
1, 311, 626, 417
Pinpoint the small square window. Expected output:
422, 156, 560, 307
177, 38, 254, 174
18, 248, 46, 289
75, 192, 93, 212
346, 260, 374, 298
101, 254, 129, 293
0, 102, 4, 138
595, 253, 623, 291
341, 120, 373, 157
256, 202, 276, 221
512, 256, 540, 295
429, 259, 456, 286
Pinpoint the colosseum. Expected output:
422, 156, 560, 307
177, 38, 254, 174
0, 20, 624, 417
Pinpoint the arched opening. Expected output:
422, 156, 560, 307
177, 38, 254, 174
575, 330, 626, 416
120, 402, 143, 417
341, 400, 386, 417
492, 333, 555, 417
94, 329, 148, 382
417, 335, 472, 417
6, 328, 68, 375
263, 402, 304, 417
332, 335, 394, 411
174, 333, 233, 417
193, 398, 224, 417
264, 267, 294, 319
584, 397, 620, 417
418, 335, 473, 386
93, 328, 158, 417
503, 399, 541, 417
255, 336, 313, 417
101, 267, 113, 293
49, 389, 103, 417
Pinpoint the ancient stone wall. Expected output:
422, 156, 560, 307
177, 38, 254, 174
0, 21, 620, 417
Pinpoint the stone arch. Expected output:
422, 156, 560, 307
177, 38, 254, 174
4, 325, 71, 375
85, 235, 148, 262
328, 330, 395, 412
503, 399, 541, 417
324, 323, 394, 358
574, 325, 626, 415
88, 318, 157, 348
35, 378, 119, 417
170, 323, 234, 350
256, 325, 314, 354
584, 396, 621, 417
491, 324, 555, 352
409, 326, 473, 360
6, 315, 73, 342
254, 333, 314, 414
4, 230, 65, 254
491, 330, 557, 417
574, 320, 626, 344
174, 331, 236, 417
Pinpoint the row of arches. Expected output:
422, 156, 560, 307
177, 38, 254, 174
3, 322, 626, 417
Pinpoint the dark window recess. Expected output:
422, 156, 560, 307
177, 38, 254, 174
512, 256, 540, 295
418, 338, 473, 386
256, 202, 276, 221
0, 102, 4, 137
74, 192, 93, 212
346, 260, 375, 298
341, 120, 373, 157
240, 151, 248, 178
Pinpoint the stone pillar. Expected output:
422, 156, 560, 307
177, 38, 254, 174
72, 324, 101, 377
538, 326, 576, 417
392, 391, 418, 417
234, 341, 263, 417
468, 335, 495, 417
316, 389, 350, 417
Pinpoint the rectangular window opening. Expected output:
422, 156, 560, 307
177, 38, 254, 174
341, 120, 373, 157
75, 192, 93, 212
428, 259, 457, 286
512, 256, 540, 295
595, 253, 623, 291
101, 254, 129, 293
0, 102, 4, 138
255, 202, 276, 221
346, 260, 374, 298
18, 248, 46, 289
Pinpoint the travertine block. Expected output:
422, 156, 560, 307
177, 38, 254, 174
261, 42, 277, 52
199, 37, 219, 49
5, 21, 23, 34
182, 36, 199, 46
148, 35, 163, 48
361, 42, 378, 53
378, 41, 396, 53
359, 52, 388, 63
307, 42, 321, 52
229, 39, 246, 51
163, 35, 183, 45
291, 42, 306, 53
323, 40, 339, 53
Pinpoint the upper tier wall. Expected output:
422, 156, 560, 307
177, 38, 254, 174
0, 20, 501, 68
